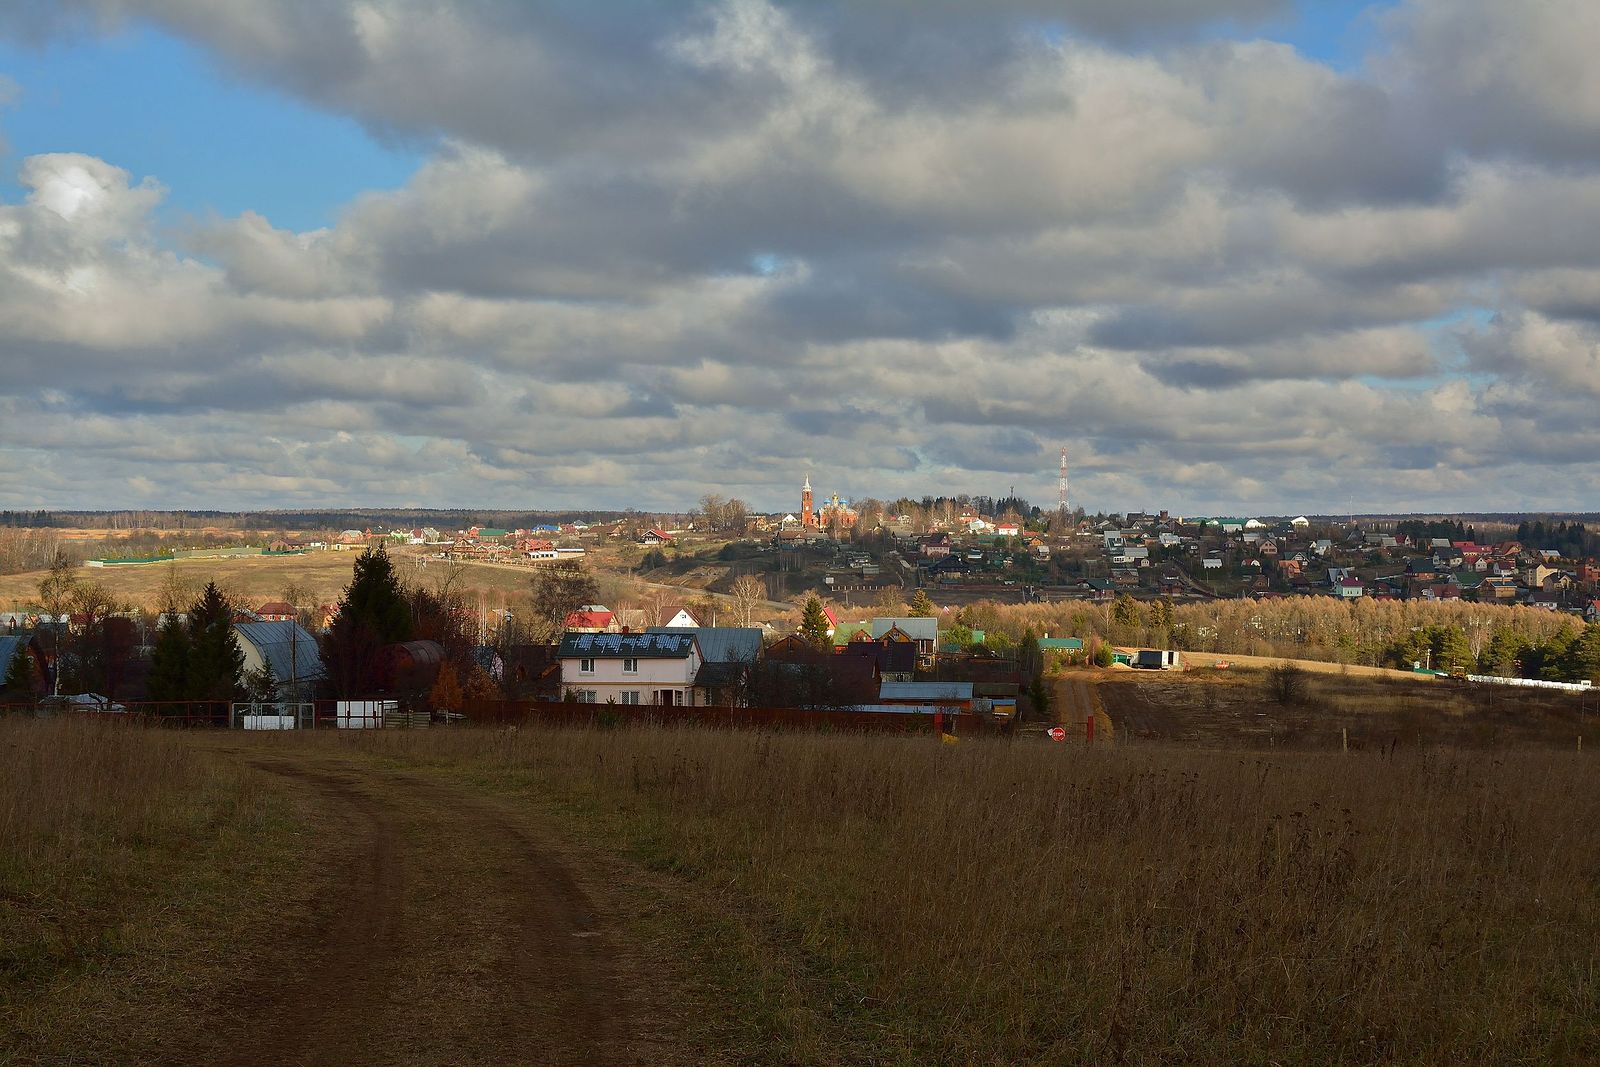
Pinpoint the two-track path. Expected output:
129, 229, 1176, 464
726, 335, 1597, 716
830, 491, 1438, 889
1053, 676, 1110, 741
182, 744, 658, 1067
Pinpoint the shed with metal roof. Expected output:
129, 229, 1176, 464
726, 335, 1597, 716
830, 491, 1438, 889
234, 621, 324, 699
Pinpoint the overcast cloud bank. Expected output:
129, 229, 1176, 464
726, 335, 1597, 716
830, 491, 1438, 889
1, 0, 1598, 514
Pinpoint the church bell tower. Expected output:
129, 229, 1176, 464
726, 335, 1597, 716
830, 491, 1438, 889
801, 473, 815, 527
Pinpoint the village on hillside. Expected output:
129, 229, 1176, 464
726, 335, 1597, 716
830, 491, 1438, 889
1, 479, 1597, 722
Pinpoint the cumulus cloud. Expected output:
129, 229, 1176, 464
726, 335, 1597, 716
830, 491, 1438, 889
1379, 0, 1600, 166
2, 0, 1600, 513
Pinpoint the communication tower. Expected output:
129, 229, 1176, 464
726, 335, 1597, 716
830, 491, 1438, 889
1057, 447, 1070, 521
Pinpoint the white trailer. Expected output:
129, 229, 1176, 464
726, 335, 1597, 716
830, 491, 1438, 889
233, 702, 315, 729
335, 700, 397, 729
1133, 650, 1182, 670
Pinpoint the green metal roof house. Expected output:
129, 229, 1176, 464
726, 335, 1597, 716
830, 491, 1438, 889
832, 623, 869, 646
1039, 637, 1084, 651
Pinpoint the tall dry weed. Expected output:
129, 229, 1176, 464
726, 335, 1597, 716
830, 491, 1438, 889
1, 718, 282, 1002
347, 726, 1600, 1064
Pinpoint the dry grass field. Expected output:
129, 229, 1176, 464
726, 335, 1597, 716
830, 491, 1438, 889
1097, 665, 1599, 749
0, 719, 309, 1062
5, 716, 1598, 1064
0, 548, 558, 613
0, 551, 361, 612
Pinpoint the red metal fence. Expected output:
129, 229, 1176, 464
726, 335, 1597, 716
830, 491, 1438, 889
0, 701, 231, 726
0, 699, 1006, 736
460, 699, 1004, 735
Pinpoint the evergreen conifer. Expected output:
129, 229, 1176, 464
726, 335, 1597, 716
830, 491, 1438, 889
186, 582, 245, 702
322, 544, 413, 697
799, 597, 831, 649
146, 613, 192, 702
3, 643, 37, 702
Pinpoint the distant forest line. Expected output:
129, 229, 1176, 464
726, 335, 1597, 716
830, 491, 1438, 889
0, 509, 636, 531
5, 508, 1599, 531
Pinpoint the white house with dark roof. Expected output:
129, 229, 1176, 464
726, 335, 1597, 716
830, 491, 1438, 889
558, 631, 703, 705
657, 606, 702, 628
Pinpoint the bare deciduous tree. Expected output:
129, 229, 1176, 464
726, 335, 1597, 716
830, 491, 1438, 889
730, 574, 767, 628
530, 561, 600, 641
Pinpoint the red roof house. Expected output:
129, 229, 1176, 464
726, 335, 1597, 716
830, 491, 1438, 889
564, 609, 618, 633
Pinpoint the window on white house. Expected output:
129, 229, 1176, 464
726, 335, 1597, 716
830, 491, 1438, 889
578, 690, 597, 703
621, 691, 640, 705
622, 658, 638, 673
580, 658, 595, 673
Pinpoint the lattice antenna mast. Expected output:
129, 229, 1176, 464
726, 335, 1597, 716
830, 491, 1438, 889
1058, 447, 1070, 520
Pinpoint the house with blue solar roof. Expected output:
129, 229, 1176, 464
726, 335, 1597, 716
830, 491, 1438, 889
557, 630, 703, 706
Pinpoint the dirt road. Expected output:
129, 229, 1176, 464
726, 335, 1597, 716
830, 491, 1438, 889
1052, 675, 1113, 743
192, 748, 647, 1067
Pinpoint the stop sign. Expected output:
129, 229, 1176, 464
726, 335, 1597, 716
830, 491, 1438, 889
1047, 727, 1067, 741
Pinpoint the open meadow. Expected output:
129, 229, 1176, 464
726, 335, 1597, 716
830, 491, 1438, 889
4, 716, 1598, 1065
0, 548, 570, 615
1093, 664, 1600, 750
0, 540, 795, 621
0, 551, 363, 613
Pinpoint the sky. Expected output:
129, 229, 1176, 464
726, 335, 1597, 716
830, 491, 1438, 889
0, 1, 1597, 517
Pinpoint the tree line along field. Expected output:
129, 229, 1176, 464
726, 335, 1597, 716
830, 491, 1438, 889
4, 717, 1598, 1065
959, 595, 1600, 684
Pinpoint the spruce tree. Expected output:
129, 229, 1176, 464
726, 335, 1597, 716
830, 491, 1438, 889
187, 582, 245, 703
908, 589, 935, 617
3, 643, 37, 703
1429, 625, 1473, 674
1028, 674, 1051, 721
146, 613, 191, 702
322, 544, 413, 698
1566, 624, 1600, 685
799, 597, 832, 649
1019, 628, 1042, 681
1477, 628, 1526, 677
341, 544, 412, 642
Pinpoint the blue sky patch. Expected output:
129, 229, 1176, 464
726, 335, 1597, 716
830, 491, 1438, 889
0, 24, 426, 232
